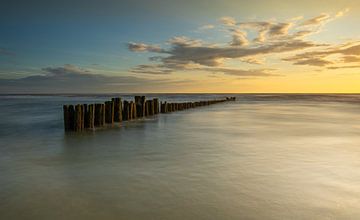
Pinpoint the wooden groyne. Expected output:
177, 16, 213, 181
63, 96, 236, 132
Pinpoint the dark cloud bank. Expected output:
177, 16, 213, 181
0, 64, 184, 93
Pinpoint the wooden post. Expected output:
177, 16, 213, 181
164, 102, 167, 113
95, 103, 105, 127
135, 96, 146, 117
105, 101, 114, 124
160, 102, 166, 113
74, 104, 84, 131
84, 104, 88, 128
112, 98, 122, 122
145, 100, 150, 116
123, 100, 130, 121
165, 102, 169, 112
84, 104, 95, 129
95, 104, 100, 127
148, 100, 154, 116
153, 98, 159, 114
130, 101, 137, 119
63, 105, 72, 131
171, 103, 174, 112
81, 105, 85, 130
64, 96, 237, 132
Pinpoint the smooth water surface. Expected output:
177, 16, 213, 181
1, 94, 360, 220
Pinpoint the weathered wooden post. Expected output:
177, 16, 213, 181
167, 103, 170, 112
133, 102, 137, 119
166, 102, 170, 112
83, 104, 87, 128
148, 100, 154, 116
74, 104, 84, 131
63, 105, 70, 131
95, 103, 105, 127
135, 96, 146, 117
129, 101, 137, 120
144, 100, 150, 116
160, 102, 165, 113
112, 98, 122, 122
63, 105, 75, 132
64, 96, 237, 132
123, 100, 130, 121
89, 104, 95, 129
84, 104, 95, 129
81, 105, 85, 130
105, 101, 114, 124
153, 98, 159, 114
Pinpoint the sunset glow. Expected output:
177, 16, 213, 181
1, 0, 360, 93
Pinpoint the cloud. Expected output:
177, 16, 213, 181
129, 59, 276, 78
161, 39, 318, 68
206, 67, 276, 77
292, 30, 313, 39
130, 64, 172, 75
127, 42, 163, 52
342, 55, 360, 63
240, 57, 264, 65
0, 64, 182, 93
336, 8, 350, 18
41, 64, 91, 76
290, 16, 304, 21
268, 23, 292, 37
283, 41, 360, 67
236, 21, 297, 42
236, 21, 271, 43
198, 24, 215, 30
167, 36, 203, 47
128, 12, 356, 75
300, 13, 331, 26
220, 16, 237, 26
293, 58, 333, 67
327, 65, 360, 70
130, 34, 319, 70
0, 48, 16, 57
229, 29, 249, 46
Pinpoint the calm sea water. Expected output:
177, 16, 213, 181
1, 94, 360, 220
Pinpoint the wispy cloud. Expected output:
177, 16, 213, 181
127, 42, 164, 53
300, 13, 331, 26
128, 35, 319, 75
130, 64, 172, 75
128, 10, 356, 75
336, 8, 350, 18
198, 24, 215, 30
283, 41, 360, 68
0, 64, 188, 93
204, 67, 276, 77
42, 64, 91, 75
220, 16, 237, 26
0, 48, 16, 57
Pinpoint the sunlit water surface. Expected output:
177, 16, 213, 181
1, 94, 360, 220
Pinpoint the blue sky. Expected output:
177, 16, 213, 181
1, 0, 360, 93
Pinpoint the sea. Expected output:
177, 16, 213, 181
0, 94, 360, 220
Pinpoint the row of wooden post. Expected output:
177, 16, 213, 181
63, 96, 236, 132
160, 97, 236, 113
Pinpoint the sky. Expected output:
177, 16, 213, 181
1, 0, 360, 93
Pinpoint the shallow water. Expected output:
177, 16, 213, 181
1, 94, 360, 220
